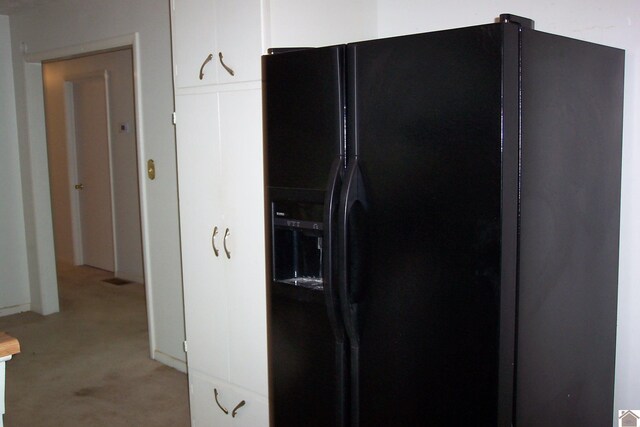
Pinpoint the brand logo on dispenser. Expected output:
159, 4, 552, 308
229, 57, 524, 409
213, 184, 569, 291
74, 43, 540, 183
275, 211, 286, 217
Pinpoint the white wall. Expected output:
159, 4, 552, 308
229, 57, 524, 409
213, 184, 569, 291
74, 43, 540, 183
43, 49, 144, 283
0, 15, 31, 316
8, 0, 185, 370
268, 0, 377, 47
376, 0, 640, 418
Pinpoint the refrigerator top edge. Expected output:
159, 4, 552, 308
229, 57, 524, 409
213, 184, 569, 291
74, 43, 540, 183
267, 45, 345, 55
262, 16, 624, 57
263, 19, 508, 55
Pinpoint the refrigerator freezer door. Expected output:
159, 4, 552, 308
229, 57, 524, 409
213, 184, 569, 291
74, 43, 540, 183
263, 45, 349, 427
262, 46, 345, 191
269, 282, 343, 426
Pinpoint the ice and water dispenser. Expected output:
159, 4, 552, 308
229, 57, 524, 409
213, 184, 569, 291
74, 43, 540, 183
271, 200, 324, 290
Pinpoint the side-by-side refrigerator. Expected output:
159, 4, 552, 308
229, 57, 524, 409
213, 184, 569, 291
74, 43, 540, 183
262, 15, 624, 427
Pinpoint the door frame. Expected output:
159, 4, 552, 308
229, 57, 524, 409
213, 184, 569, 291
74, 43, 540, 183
23, 33, 159, 358
63, 70, 117, 270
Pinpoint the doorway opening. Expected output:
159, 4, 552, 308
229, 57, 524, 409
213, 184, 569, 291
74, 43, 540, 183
42, 47, 146, 319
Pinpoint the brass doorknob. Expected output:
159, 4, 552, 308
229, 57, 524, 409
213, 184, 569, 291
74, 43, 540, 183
147, 159, 155, 180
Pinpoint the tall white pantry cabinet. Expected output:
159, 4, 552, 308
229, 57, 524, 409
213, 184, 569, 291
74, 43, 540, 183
170, 0, 375, 424
171, 0, 267, 425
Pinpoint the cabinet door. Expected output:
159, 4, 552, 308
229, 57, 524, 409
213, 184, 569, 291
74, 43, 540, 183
189, 372, 232, 427
189, 371, 269, 427
175, 93, 230, 380
214, 0, 264, 84
226, 385, 269, 427
172, 0, 218, 88
218, 89, 269, 396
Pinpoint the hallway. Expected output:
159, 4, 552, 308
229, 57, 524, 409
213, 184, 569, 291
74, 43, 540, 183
0, 264, 189, 426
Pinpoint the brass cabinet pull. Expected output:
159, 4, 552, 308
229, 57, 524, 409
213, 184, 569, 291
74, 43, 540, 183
231, 400, 246, 418
211, 226, 220, 257
199, 53, 214, 80
74, 183, 84, 190
214, 388, 228, 415
218, 52, 235, 76
223, 228, 231, 259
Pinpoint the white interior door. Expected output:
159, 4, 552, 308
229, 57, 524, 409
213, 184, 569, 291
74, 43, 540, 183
72, 76, 115, 271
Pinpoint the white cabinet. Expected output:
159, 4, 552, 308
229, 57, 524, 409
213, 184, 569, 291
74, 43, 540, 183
171, 0, 217, 87
171, 0, 263, 88
218, 90, 268, 396
214, 0, 264, 85
190, 371, 269, 427
172, 1, 268, 424
190, 373, 230, 427
175, 92, 229, 380
175, 88, 267, 425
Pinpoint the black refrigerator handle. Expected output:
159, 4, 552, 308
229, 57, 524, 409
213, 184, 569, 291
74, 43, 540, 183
338, 158, 367, 345
338, 158, 367, 427
323, 157, 346, 342
324, 156, 349, 427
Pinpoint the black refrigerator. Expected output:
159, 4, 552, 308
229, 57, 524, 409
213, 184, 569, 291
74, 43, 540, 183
262, 14, 624, 427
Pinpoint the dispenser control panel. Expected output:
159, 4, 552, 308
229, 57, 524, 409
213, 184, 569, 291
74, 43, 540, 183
272, 201, 324, 230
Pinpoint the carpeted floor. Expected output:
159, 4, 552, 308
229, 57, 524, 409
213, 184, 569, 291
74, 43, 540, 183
0, 263, 190, 426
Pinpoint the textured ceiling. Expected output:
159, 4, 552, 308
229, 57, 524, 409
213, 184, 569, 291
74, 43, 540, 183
0, 0, 55, 15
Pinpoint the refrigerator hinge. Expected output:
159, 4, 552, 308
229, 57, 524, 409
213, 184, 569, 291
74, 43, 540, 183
183, 340, 188, 353
172, 111, 177, 125
499, 14, 535, 30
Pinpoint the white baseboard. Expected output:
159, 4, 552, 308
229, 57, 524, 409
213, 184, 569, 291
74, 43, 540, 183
154, 349, 187, 373
0, 303, 31, 317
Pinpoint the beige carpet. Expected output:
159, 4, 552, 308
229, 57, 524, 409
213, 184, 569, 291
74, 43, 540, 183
0, 264, 190, 426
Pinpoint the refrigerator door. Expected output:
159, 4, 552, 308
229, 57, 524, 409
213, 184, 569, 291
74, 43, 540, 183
344, 24, 505, 425
263, 46, 349, 427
